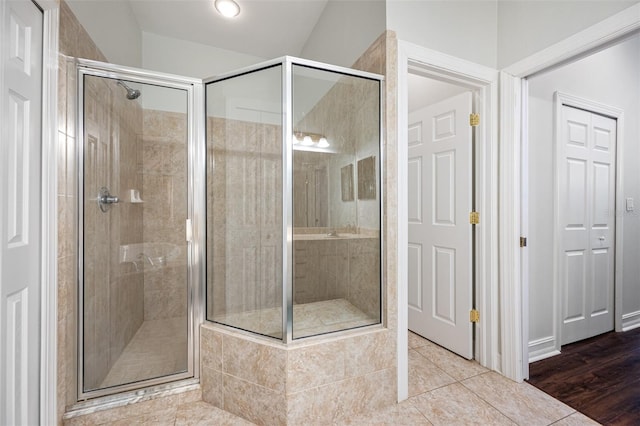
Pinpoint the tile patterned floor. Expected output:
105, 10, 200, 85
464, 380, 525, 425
76, 331, 600, 425
101, 317, 188, 388
213, 298, 376, 339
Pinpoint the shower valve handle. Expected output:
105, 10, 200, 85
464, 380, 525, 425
98, 187, 120, 212
102, 195, 120, 204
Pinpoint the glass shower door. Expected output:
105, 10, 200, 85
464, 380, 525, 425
79, 68, 195, 398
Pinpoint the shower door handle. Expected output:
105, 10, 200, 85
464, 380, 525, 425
98, 187, 120, 212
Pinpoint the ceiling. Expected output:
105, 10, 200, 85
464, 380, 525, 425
128, 0, 330, 58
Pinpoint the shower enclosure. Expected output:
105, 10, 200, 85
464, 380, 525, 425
75, 56, 381, 403
77, 60, 204, 399
205, 57, 383, 341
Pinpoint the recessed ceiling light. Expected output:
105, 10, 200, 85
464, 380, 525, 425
214, 0, 240, 18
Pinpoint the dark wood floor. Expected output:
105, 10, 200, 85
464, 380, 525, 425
527, 327, 640, 425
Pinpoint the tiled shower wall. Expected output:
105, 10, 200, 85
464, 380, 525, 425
57, 0, 147, 418
206, 117, 283, 319
141, 110, 188, 321
58, 1, 108, 418
82, 74, 144, 390
293, 50, 383, 319
58, 2, 193, 410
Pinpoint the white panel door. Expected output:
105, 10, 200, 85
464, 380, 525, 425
560, 106, 616, 345
407, 92, 473, 359
0, 0, 43, 424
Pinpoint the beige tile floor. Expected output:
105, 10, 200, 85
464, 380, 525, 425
214, 298, 376, 339
73, 331, 600, 425
100, 317, 188, 388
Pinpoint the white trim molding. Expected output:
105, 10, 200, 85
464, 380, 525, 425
40, 3, 59, 425
499, 3, 640, 382
622, 310, 640, 331
397, 40, 499, 400
499, 71, 524, 382
504, 3, 640, 78
528, 336, 560, 363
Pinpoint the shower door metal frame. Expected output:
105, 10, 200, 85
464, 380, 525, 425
284, 56, 386, 343
75, 58, 205, 401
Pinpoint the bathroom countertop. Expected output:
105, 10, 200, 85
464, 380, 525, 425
293, 233, 377, 241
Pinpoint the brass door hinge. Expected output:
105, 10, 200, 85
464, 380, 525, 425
520, 237, 527, 248
470, 309, 480, 323
469, 211, 479, 225
470, 113, 480, 127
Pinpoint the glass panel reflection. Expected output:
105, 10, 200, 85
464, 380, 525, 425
206, 65, 284, 339
82, 75, 189, 392
292, 65, 381, 339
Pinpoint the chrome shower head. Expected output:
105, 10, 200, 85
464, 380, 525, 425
117, 80, 141, 100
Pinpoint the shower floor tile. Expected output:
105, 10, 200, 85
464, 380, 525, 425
213, 298, 376, 339
101, 316, 188, 388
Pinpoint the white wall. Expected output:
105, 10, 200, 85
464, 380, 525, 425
387, 0, 498, 68
497, 0, 639, 69
527, 35, 640, 358
142, 32, 264, 79
66, 0, 142, 67
141, 32, 265, 113
301, 0, 386, 68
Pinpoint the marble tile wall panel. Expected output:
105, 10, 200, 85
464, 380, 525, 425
223, 374, 287, 426
222, 333, 286, 393
286, 367, 395, 424
293, 240, 349, 304
347, 237, 381, 319
58, 0, 147, 415
200, 327, 223, 372
383, 31, 399, 334
81, 74, 144, 390
286, 340, 346, 394
206, 117, 283, 322
346, 30, 399, 338
141, 109, 188, 322
201, 367, 224, 409
344, 328, 395, 377
200, 325, 395, 425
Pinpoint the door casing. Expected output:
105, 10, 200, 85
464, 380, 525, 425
500, 3, 640, 382
397, 40, 499, 402
0, 0, 59, 424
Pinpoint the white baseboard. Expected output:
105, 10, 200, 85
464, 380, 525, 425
528, 336, 560, 363
622, 310, 640, 331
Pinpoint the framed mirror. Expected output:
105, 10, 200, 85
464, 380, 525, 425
357, 156, 376, 200
341, 163, 354, 202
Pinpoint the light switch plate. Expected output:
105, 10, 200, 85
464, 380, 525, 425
626, 197, 634, 212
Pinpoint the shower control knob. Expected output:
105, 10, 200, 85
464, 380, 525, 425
98, 187, 120, 212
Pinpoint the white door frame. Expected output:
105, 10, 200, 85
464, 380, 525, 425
38, 0, 59, 423
397, 40, 499, 401
1, 0, 58, 422
500, 2, 640, 381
